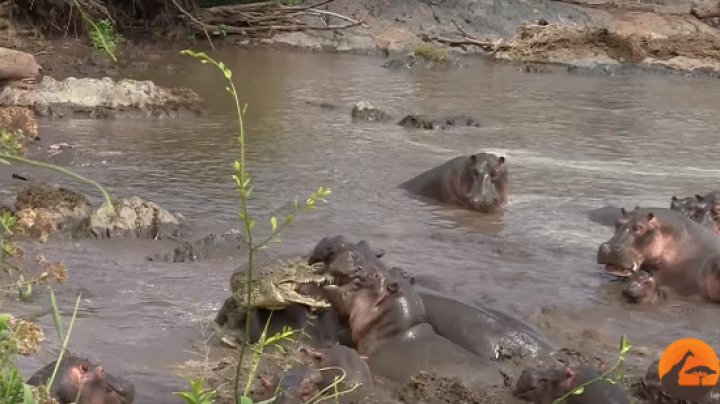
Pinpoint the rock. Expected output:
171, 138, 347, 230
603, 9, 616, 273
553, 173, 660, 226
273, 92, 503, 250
146, 229, 244, 263
0, 106, 39, 139
397, 114, 482, 130
351, 101, 393, 122
0, 75, 203, 119
90, 196, 189, 240
14, 184, 92, 241
0, 47, 42, 83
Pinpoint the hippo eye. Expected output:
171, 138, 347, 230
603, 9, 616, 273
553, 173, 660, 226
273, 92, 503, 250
80, 362, 89, 372
633, 225, 643, 233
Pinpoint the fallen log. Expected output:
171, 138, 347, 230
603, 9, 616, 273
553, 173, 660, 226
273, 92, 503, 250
0, 47, 42, 83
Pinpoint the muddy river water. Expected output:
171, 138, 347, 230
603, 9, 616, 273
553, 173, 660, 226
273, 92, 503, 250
7, 46, 720, 402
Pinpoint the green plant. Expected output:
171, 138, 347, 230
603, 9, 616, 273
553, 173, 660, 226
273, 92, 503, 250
180, 49, 332, 403
175, 377, 218, 404
552, 335, 632, 404
71, 0, 124, 62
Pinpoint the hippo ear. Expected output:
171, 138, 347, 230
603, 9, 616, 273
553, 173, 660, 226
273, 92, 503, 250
647, 212, 656, 223
470, 154, 477, 163
696, 194, 705, 202
634, 205, 640, 211
498, 156, 505, 165
620, 207, 627, 216
671, 196, 678, 202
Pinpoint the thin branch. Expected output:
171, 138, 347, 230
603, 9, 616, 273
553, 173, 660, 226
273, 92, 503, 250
169, 0, 216, 51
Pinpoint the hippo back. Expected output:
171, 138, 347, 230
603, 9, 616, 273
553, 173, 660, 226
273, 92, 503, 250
417, 286, 553, 360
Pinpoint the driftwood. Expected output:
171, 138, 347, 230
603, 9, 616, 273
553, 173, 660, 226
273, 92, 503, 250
420, 21, 511, 54
0, 47, 42, 83
189, 0, 366, 37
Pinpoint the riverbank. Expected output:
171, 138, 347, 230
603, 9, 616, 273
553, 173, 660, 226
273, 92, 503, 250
3, 0, 720, 79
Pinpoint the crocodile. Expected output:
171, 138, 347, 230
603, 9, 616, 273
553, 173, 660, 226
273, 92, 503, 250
229, 255, 333, 311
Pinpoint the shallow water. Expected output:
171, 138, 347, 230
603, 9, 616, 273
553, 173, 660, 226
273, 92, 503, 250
7, 46, 720, 402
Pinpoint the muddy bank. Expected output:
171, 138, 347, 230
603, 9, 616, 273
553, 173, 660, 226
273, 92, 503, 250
3, 0, 720, 78
195, 0, 720, 78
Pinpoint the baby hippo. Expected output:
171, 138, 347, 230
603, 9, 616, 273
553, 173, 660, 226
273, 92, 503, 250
26, 353, 135, 404
250, 365, 323, 404
513, 365, 629, 404
622, 270, 666, 304
304, 343, 374, 402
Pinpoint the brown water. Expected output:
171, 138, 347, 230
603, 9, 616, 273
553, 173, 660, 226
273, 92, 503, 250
8, 46, 720, 402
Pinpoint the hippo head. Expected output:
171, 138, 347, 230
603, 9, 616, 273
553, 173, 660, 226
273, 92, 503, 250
513, 366, 575, 403
308, 236, 385, 268
698, 197, 720, 234
464, 153, 508, 213
251, 366, 322, 404
670, 194, 708, 221
53, 356, 135, 404
308, 235, 348, 266
325, 245, 389, 286
596, 208, 668, 277
322, 267, 425, 352
623, 270, 664, 304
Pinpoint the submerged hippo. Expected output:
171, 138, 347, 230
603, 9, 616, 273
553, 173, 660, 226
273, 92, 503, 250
622, 270, 667, 305
27, 353, 135, 404
322, 266, 504, 390
597, 207, 720, 300
514, 365, 629, 403
399, 152, 508, 213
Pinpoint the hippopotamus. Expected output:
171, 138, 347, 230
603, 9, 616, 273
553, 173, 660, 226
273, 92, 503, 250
312, 344, 373, 393
596, 207, 720, 277
383, 266, 552, 360
587, 205, 625, 227
250, 365, 323, 404
26, 352, 135, 404
417, 286, 552, 359
670, 195, 706, 219
322, 266, 504, 390
622, 270, 666, 304
399, 152, 508, 213
513, 365, 629, 403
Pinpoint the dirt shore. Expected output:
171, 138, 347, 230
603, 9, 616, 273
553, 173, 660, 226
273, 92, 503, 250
2, 0, 720, 79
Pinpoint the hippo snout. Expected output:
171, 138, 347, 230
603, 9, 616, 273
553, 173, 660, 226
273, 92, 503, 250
597, 241, 640, 277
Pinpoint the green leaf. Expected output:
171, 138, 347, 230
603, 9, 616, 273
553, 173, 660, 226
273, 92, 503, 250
619, 335, 631, 355
270, 216, 278, 232
603, 377, 616, 384
571, 386, 585, 395
21, 383, 33, 404
224, 68, 233, 80
240, 395, 255, 404
49, 287, 64, 341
